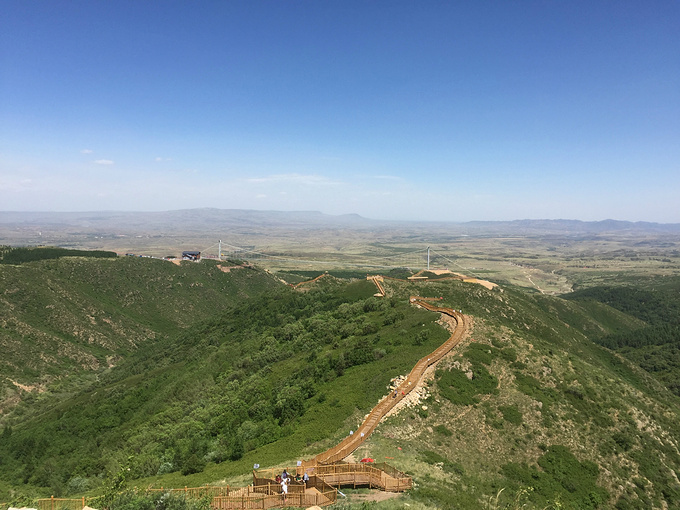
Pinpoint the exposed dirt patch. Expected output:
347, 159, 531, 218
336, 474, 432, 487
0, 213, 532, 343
9, 379, 45, 393
463, 277, 498, 290
218, 265, 244, 273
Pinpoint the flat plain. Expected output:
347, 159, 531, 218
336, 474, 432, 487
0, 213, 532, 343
2, 209, 679, 292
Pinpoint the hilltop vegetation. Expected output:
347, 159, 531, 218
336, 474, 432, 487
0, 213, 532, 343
2, 251, 680, 509
0, 246, 118, 264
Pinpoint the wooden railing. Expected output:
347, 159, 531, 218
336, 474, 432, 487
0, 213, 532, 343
36, 487, 231, 510
212, 490, 335, 509
37, 497, 91, 510
311, 462, 411, 491
250, 471, 338, 508
254, 462, 410, 495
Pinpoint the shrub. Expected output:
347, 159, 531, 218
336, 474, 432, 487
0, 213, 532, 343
107, 491, 211, 510
612, 431, 634, 452
502, 445, 608, 508
464, 343, 497, 365
437, 363, 498, 406
499, 405, 523, 425
414, 330, 429, 346
181, 454, 206, 475
420, 451, 464, 475
435, 424, 453, 436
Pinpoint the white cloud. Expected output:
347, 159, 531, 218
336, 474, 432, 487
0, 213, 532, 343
0, 175, 34, 192
373, 175, 404, 181
256, 194, 267, 199
155, 157, 172, 162
94, 159, 114, 165
80, 149, 93, 154
244, 173, 342, 186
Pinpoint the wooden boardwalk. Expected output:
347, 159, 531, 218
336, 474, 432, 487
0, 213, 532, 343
313, 296, 468, 464
254, 461, 411, 495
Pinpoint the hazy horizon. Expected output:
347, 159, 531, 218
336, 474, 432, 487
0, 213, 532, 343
2, 207, 680, 227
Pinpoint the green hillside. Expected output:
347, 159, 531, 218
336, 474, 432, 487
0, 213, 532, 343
2, 257, 680, 509
0, 275, 450, 498
0, 251, 279, 415
362, 279, 680, 509
565, 277, 680, 395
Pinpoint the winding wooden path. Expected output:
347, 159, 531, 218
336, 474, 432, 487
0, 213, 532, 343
312, 295, 469, 464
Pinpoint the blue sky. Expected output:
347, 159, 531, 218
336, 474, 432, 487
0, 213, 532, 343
2, 1, 679, 222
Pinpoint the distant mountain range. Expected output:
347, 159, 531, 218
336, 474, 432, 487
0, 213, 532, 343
462, 218, 680, 235
0, 208, 374, 231
1, 209, 679, 235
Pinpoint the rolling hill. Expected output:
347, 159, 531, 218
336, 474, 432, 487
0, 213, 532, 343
0, 247, 279, 415
1, 250, 680, 509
